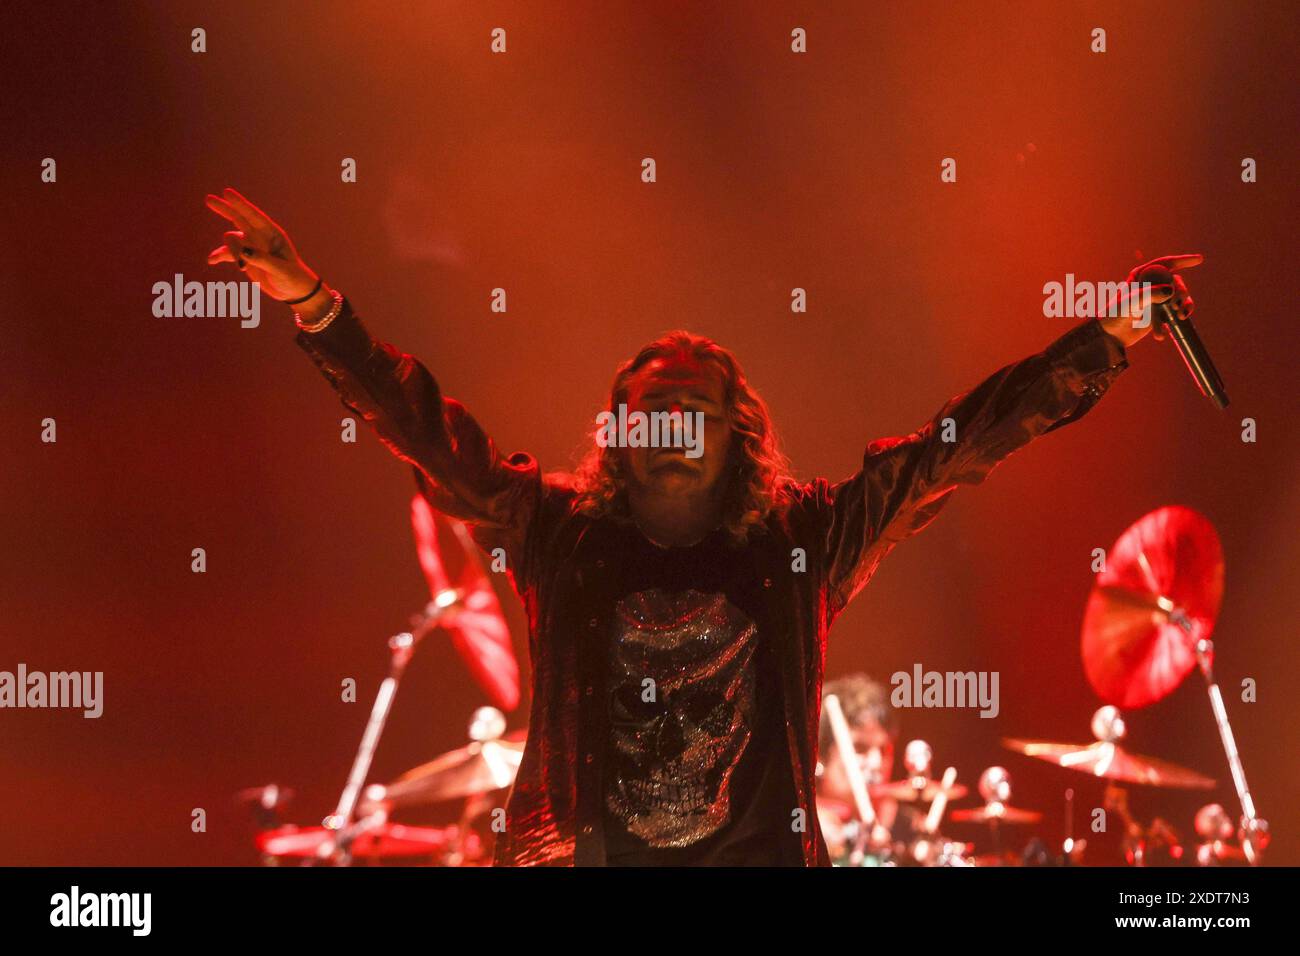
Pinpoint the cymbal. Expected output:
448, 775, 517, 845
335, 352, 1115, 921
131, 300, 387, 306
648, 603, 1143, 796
1081, 506, 1224, 709
1002, 737, 1215, 790
951, 804, 1043, 824
411, 495, 520, 712
256, 823, 453, 860
378, 731, 526, 807
870, 779, 969, 803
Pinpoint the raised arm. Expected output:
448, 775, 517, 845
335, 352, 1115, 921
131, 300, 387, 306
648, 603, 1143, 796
204, 188, 542, 589
820, 255, 1204, 621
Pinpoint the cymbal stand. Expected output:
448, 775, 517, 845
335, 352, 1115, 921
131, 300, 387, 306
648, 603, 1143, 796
320, 588, 463, 865
1186, 623, 1268, 864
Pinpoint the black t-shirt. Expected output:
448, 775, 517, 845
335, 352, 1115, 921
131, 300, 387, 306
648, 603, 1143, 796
602, 525, 802, 866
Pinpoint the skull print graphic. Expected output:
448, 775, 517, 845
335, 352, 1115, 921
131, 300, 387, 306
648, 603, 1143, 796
606, 587, 759, 847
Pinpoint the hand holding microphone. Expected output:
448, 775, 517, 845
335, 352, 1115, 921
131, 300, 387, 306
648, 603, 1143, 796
1100, 253, 1229, 409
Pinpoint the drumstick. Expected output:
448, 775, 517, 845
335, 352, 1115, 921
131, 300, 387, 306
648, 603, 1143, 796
924, 766, 959, 834
822, 693, 879, 829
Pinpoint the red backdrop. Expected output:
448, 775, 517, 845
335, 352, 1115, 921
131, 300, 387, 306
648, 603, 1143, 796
2, 0, 1296, 865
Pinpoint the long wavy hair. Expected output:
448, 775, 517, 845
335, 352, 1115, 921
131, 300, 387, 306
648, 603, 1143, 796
571, 330, 793, 544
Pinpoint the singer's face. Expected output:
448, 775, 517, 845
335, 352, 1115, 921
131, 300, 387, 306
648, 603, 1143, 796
620, 356, 732, 501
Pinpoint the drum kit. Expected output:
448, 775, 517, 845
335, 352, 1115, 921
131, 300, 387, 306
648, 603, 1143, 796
820, 505, 1270, 868
242, 504, 1270, 868
249, 705, 521, 866
243, 496, 522, 866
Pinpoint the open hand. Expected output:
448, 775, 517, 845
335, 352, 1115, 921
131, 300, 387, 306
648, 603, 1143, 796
205, 188, 320, 303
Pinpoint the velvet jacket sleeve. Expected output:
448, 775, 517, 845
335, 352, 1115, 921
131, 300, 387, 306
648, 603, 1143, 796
294, 299, 543, 593
819, 319, 1128, 622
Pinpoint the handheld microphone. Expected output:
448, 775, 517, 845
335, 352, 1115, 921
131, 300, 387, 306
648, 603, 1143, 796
1156, 301, 1229, 410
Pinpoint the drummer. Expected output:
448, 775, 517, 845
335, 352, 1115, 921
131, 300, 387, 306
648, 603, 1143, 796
816, 674, 910, 859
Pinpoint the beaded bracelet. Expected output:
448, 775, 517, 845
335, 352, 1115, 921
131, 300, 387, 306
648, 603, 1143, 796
295, 289, 345, 334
